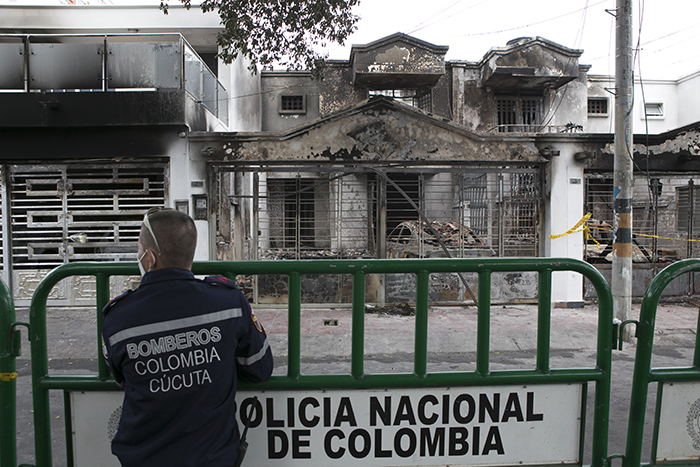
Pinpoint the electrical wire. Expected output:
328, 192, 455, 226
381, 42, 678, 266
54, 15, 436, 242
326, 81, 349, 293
405, 0, 466, 35
405, 0, 490, 35
538, 0, 591, 130
453, 0, 606, 37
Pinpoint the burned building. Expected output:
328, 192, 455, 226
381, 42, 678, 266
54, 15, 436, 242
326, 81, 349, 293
1, 5, 700, 306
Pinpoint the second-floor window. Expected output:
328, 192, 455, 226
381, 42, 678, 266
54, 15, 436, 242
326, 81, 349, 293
280, 95, 306, 114
588, 98, 609, 116
644, 102, 664, 118
496, 96, 543, 132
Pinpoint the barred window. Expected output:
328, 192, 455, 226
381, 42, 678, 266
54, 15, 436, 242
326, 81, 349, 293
588, 98, 608, 115
496, 97, 543, 132
280, 95, 306, 114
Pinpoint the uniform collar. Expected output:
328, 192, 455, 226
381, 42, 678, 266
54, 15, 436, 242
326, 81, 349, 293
139, 268, 195, 286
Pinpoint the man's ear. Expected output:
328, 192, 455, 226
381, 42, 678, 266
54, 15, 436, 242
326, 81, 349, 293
146, 250, 158, 271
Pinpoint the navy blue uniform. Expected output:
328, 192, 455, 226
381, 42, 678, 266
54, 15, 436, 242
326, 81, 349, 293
101, 268, 273, 467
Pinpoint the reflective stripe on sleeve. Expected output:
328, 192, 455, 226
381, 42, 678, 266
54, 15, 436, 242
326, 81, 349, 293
109, 308, 243, 346
237, 338, 270, 366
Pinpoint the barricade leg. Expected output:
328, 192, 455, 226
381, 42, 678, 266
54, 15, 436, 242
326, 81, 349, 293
0, 279, 17, 467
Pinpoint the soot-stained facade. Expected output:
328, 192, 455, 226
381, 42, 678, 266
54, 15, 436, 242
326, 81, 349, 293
3, 3, 700, 305
195, 34, 596, 305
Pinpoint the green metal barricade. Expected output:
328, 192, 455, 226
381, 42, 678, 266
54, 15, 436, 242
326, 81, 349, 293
24, 258, 614, 467
624, 259, 700, 467
0, 278, 18, 467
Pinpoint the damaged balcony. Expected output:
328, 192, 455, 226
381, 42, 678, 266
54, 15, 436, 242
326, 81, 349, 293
0, 33, 228, 130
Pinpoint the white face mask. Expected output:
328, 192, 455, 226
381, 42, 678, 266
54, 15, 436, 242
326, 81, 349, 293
137, 250, 153, 276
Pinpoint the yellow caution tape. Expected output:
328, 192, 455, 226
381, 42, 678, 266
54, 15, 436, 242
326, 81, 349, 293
0, 372, 18, 382
550, 213, 700, 244
549, 213, 592, 240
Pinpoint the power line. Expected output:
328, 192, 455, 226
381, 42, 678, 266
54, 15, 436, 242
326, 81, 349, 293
405, 0, 465, 35
406, 0, 490, 35
453, 0, 606, 37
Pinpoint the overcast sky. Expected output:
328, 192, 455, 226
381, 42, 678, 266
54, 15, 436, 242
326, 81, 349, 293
2, 0, 698, 79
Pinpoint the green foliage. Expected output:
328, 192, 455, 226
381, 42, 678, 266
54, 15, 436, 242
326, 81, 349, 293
161, 0, 360, 78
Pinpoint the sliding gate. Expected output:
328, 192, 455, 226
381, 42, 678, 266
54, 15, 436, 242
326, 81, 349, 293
15, 257, 612, 467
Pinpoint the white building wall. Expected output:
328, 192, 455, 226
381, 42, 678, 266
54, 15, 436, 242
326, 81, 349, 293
587, 71, 700, 135
677, 71, 700, 128
634, 79, 678, 133
220, 55, 262, 132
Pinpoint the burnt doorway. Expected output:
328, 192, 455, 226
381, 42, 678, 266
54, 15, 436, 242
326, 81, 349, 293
385, 173, 421, 232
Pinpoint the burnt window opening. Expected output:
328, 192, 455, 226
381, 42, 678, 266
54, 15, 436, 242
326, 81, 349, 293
246, 167, 541, 262
495, 96, 543, 132
266, 178, 324, 249
384, 173, 421, 233
588, 98, 608, 115
280, 95, 306, 114
585, 175, 700, 264
369, 88, 432, 113
460, 170, 541, 257
381, 170, 540, 259
677, 184, 700, 234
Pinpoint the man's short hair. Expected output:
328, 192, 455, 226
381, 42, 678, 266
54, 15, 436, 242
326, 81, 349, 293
140, 209, 197, 269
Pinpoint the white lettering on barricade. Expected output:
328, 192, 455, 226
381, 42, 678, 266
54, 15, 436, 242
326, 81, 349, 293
236, 384, 583, 467
655, 381, 700, 463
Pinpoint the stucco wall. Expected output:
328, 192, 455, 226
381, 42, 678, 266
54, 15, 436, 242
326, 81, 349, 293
260, 72, 320, 132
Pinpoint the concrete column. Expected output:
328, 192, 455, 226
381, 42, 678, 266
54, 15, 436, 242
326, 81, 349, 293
545, 143, 586, 307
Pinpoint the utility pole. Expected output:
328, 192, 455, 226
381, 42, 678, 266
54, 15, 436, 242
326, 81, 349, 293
613, 0, 634, 338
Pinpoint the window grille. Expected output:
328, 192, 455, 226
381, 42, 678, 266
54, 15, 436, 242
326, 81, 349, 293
246, 166, 541, 261
496, 97, 543, 132
588, 98, 608, 115
585, 175, 700, 263
280, 95, 306, 113
9, 163, 168, 269
266, 178, 320, 249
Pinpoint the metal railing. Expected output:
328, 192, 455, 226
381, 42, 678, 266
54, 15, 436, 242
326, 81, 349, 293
0, 33, 228, 125
4, 258, 614, 467
490, 124, 584, 134
623, 259, 700, 467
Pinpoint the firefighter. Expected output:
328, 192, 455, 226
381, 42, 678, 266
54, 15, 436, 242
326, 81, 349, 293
101, 208, 273, 467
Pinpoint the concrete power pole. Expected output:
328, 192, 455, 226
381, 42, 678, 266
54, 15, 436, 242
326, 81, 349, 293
613, 0, 634, 337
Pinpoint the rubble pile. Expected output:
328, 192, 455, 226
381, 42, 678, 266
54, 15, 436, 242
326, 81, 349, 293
365, 302, 416, 316
390, 220, 486, 247
260, 249, 374, 261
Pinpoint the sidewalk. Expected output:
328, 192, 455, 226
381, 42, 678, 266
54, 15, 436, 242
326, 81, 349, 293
256, 301, 699, 360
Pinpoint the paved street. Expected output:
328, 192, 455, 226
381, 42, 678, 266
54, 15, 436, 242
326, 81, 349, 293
10, 301, 699, 466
